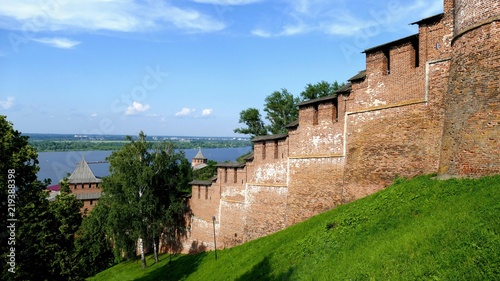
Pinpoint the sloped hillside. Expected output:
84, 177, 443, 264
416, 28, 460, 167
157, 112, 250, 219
89, 175, 500, 280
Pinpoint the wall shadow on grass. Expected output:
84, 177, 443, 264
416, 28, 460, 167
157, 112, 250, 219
236, 256, 295, 281
135, 251, 208, 281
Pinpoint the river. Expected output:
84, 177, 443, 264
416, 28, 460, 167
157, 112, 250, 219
37, 147, 252, 185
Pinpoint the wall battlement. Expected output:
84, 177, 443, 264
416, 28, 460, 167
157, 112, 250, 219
184, 0, 499, 253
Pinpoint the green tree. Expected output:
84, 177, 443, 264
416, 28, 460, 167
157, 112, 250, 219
101, 132, 191, 268
234, 108, 268, 138
0, 115, 59, 280
74, 202, 114, 279
264, 89, 299, 134
192, 160, 218, 180
300, 80, 345, 101
49, 178, 83, 280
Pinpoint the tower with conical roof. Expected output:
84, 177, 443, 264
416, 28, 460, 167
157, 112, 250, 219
192, 147, 208, 169
68, 156, 102, 213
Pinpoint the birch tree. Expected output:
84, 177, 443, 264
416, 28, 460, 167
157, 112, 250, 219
102, 132, 191, 268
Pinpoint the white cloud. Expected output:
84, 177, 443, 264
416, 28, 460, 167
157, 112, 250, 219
125, 101, 150, 115
192, 0, 262, 5
0, 96, 15, 109
251, 28, 272, 38
0, 0, 225, 33
202, 108, 213, 116
252, 0, 443, 38
90, 113, 98, 117
31, 37, 80, 49
175, 108, 196, 116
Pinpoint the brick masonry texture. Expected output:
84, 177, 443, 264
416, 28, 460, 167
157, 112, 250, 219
185, 0, 499, 252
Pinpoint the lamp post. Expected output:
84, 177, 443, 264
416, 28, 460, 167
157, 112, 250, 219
212, 215, 217, 260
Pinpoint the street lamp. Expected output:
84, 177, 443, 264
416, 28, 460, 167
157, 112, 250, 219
212, 215, 217, 260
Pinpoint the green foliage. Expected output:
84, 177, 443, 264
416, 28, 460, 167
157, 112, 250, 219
264, 89, 299, 135
74, 203, 114, 279
91, 175, 500, 281
100, 132, 192, 268
300, 80, 345, 101
49, 178, 84, 280
235, 80, 347, 137
0, 116, 54, 280
192, 160, 217, 181
233, 108, 268, 138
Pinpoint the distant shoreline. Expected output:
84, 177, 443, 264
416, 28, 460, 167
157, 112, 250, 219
27, 133, 252, 152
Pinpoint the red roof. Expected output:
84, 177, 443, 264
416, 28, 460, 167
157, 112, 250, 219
47, 184, 60, 191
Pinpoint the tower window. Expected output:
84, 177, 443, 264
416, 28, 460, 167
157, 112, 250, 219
383, 49, 391, 74
313, 105, 319, 125
262, 142, 266, 160
274, 140, 279, 159
333, 99, 338, 122
412, 40, 420, 68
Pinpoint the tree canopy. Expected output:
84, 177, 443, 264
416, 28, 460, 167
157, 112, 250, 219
234, 108, 268, 138
300, 80, 345, 101
100, 132, 192, 268
264, 89, 299, 135
234, 81, 346, 138
1, 116, 83, 281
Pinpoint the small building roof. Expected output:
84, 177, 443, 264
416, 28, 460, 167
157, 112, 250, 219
47, 184, 60, 192
348, 70, 366, 82
411, 13, 444, 25
285, 120, 299, 128
189, 180, 214, 186
217, 162, 246, 168
297, 94, 338, 107
363, 34, 418, 54
241, 152, 254, 161
68, 157, 101, 184
336, 82, 352, 94
193, 163, 208, 171
252, 133, 288, 143
74, 192, 101, 200
193, 148, 207, 160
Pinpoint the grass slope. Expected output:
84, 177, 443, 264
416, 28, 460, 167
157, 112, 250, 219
89, 175, 500, 280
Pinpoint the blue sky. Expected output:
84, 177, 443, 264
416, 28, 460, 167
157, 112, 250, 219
0, 0, 443, 137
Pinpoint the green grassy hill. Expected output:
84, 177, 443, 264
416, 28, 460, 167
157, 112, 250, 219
89, 175, 500, 280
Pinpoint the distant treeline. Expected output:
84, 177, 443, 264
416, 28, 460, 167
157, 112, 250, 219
30, 139, 252, 152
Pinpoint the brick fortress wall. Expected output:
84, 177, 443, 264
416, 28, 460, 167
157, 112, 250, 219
438, 0, 500, 176
185, 0, 499, 252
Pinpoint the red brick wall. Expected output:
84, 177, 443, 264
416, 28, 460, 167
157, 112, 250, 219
184, 0, 499, 253
357, 44, 425, 112
190, 183, 220, 222
291, 101, 343, 157
249, 139, 288, 184
69, 182, 101, 213
439, 21, 500, 176
244, 184, 288, 241
418, 16, 453, 62
70, 182, 100, 195
219, 200, 246, 247
454, 0, 500, 35
81, 199, 98, 213
287, 158, 344, 226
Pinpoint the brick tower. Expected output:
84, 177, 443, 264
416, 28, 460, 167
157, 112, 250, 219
191, 147, 208, 169
439, 0, 500, 177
